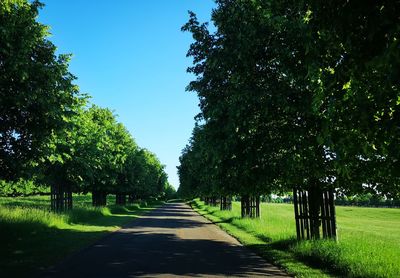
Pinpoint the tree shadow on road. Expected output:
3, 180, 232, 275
0, 203, 160, 278
126, 217, 207, 229
0, 220, 107, 278
42, 203, 289, 277
45, 231, 288, 278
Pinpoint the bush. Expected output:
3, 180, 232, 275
336, 193, 400, 208
0, 179, 49, 197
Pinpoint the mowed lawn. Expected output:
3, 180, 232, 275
193, 200, 400, 278
0, 195, 159, 278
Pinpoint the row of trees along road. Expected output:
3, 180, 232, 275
178, 0, 399, 240
0, 0, 173, 211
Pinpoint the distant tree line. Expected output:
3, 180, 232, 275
0, 0, 175, 210
178, 0, 399, 239
336, 193, 400, 208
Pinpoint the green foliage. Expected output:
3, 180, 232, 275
304, 1, 400, 197
0, 0, 171, 203
179, 0, 399, 202
336, 193, 400, 208
38, 103, 170, 200
0, 179, 49, 196
0, 0, 81, 180
128, 148, 169, 199
163, 183, 177, 200
178, 125, 219, 199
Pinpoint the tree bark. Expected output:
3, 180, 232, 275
220, 196, 232, 210
92, 191, 107, 206
128, 193, 136, 204
51, 183, 72, 212
241, 195, 260, 218
293, 187, 337, 240
308, 185, 321, 239
210, 197, 217, 206
115, 193, 127, 205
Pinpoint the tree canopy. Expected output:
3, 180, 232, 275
0, 0, 80, 180
179, 0, 399, 200
0, 0, 172, 204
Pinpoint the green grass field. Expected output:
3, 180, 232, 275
0, 195, 160, 278
192, 200, 400, 278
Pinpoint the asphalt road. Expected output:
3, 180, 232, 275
43, 202, 289, 277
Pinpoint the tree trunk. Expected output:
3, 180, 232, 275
209, 196, 219, 206
128, 193, 136, 204
115, 193, 127, 205
220, 196, 232, 210
51, 183, 72, 212
308, 186, 321, 239
92, 191, 107, 206
293, 187, 337, 240
241, 195, 260, 218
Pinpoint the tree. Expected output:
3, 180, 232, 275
39, 98, 88, 211
163, 183, 177, 200
41, 104, 138, 209
84, 106, 131, 206
136, 149, 168, 200
181, 0, 399, 238
304, 0, 400, 198
0, 0, 80, 180
1, 1, 172, 210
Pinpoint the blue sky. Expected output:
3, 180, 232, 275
38, 0, 216, 189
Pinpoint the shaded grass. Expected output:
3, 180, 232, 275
0, 195, 161, 278
191, 200, 400, 278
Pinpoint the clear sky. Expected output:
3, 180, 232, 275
38, 0, 216, 189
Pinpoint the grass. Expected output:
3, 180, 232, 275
0, 195, 161, 278
191, 200, 400, 278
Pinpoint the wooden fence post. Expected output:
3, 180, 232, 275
51, 183, 72, 212
293, 187, 337, 240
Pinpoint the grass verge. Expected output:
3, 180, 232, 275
190, 199, 400, 278
0, 195, 161, 278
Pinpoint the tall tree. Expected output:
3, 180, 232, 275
181, 0, 399, 236
304, 0, 400, 198
0, 0, 80, 180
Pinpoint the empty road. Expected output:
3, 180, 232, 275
43, 202, 288, 277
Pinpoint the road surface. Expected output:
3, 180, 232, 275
43, 202, 289, 277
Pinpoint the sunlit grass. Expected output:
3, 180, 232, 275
192, 200, 400, 278
0, 195, 160, 277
